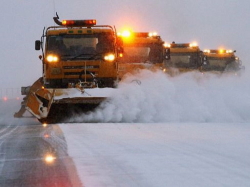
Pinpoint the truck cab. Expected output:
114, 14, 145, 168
117, 31, 167, 79
36, 17, 122, 88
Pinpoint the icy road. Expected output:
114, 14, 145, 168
1, 70, 250, 186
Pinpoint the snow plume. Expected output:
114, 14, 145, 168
70, 69, 250, 123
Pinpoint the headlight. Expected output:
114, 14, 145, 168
46, 54, 59, 63
44, 154, 56, 164
104, 54, 115, 62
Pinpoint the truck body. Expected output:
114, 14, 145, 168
164, 42, 202, 75
201, 49, 243, 74
14, 16, 122, 123
117, 31, 167, 79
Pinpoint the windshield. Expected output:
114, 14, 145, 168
167, 53, 200, 68
46, 34, 114, 60
122, 43, 163, 63
203, 57, 235, 71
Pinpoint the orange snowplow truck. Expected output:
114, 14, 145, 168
201, 49, 244, 74
164, 42, 202, 75
14, 15, 123, 123
117, 31, 168, 79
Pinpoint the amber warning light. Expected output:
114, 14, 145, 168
62, 19, 96, 27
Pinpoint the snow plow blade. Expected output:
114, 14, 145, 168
14, 78, 114, 124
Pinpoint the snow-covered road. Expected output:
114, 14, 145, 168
60, 123, 250, 187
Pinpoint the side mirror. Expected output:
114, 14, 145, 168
35, 40, 41, 50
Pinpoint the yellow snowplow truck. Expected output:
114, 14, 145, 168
164, 42, 202, 75
14, 15, 123, 124
117, 31, 168, 79
201, 49, 244, 74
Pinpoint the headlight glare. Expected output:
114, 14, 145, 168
46, 54, 59, 63
104, 54, 115, 62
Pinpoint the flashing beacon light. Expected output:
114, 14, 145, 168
118, 30, 131, 37
226, 50, 233, 53
163, 43, 171, 48
189, 42, 198, 47
219, 49, 225, 54
148, 32, 157, 37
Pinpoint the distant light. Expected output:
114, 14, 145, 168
219, 49, 224, 54
43, 123, 48, 127
120, 30, 131, 37
163, 43, 171, 48
148, 32, 157, 37
190, 42, 198, 47
46, 54, 59, 63
44, 154, 56, 164
3, 97, 8, 101
226, 50, 233, 53
104, 54, 115, 61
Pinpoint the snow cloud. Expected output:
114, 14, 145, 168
69, 69, 250, 123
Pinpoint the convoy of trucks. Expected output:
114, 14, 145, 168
14, 14, 244, 123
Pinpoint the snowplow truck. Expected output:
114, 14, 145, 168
164, 42, 202, 75
201, 49, 244, 74
14, 16, 123, 124
117, 31, 168, 79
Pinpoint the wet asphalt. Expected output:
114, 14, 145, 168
0, 120, 82, 187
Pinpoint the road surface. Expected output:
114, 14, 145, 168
0, 100, 82, 187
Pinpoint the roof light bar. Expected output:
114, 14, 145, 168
53, 16, 96, 27
204, 49, 234, 54
118, 30, 158, 38
62, 19, 96, 27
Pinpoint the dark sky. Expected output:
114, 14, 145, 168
0, 0, 249, 87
